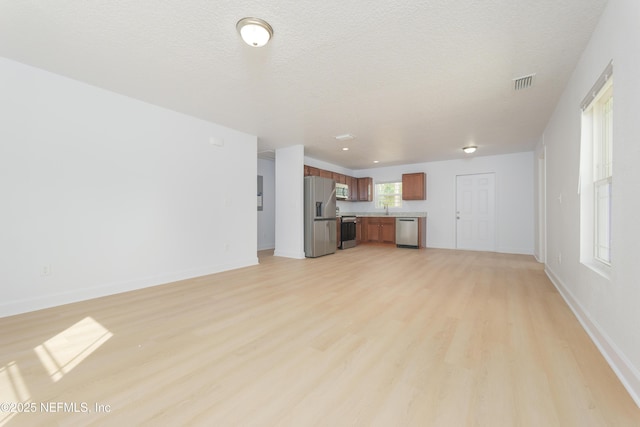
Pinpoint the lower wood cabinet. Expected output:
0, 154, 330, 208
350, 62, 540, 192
362, 217, 395, 244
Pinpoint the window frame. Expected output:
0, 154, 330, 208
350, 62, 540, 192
374, 181, 403, 209
579, 64, 613, 275
591, 80, 613, 266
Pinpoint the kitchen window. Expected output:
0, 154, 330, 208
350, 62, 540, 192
375, 182, 403, 209
579, 61, 613, 273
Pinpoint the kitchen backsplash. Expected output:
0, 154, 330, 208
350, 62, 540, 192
336, 199, 427, 214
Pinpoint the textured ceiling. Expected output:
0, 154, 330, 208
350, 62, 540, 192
0, 0, 608, 169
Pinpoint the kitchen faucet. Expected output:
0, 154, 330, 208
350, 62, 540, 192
384, 203, 389, 215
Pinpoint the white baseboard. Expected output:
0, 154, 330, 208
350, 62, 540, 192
273, 250, 305, 259
545, 266, 640, 408
0, 257, 259, 318
496, 246, 535, 255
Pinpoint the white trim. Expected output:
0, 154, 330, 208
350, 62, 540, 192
545, 266, 640, 408
0, 258, 259, 318
273, 250, 306, 259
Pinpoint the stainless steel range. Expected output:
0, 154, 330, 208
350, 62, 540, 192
340, 216, 357, 249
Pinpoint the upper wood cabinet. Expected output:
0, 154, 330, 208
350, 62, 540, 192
304, 165, 320, 177
319, 169, 333, 179
402, 172, 426, 200
348, 176, 358, 201
357, 177, 373, 201
332, 172, 347, 184
303, 165, 370, 202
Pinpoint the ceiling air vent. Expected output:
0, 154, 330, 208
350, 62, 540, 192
513, 74, 535, 91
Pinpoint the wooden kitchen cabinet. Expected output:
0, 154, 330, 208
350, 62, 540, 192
380, 218, 396, 243
332, 172, 347, 184
356, 217, 363, 242
357, 177, 373, 201
418, 217, 427, 248
319, 169, 333, 179
363, 217, 395, 244
402, 172, 426, 200
365, 219, 379, 242
348, 176, 358, 201
304, 165, 320, 177
303, 166, 361, 202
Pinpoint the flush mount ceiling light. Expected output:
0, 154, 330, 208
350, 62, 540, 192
462, 146, 477, 154
236, 17, 273, 47
334, 134, 355, 142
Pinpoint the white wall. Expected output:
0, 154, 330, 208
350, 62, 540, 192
274, 145, 305, 259
540, 0, 640, 406
0, 57, 258, 317
257, 159, 276, 250
334, 152, 535, 255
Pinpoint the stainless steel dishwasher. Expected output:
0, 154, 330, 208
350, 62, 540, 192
396, 217, 419, 248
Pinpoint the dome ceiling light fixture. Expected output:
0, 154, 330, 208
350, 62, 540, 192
236, 17, 273, 47
462, 146, 477, 154
334, 134, 355, 141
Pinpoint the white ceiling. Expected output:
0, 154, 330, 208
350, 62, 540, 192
0, 0, 608, 170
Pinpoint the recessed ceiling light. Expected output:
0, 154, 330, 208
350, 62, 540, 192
236, 17, 273, 47
335, 134, 355, 142
462, 146, 477, 154
342, 147, 349, 151
373, 160, 379, 163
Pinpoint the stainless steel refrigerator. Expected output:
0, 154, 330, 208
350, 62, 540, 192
304, 176, 337, 258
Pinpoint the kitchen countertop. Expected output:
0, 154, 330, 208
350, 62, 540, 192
338, 212, 427, 218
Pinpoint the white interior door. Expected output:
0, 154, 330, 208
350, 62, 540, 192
456, 173, 496, 251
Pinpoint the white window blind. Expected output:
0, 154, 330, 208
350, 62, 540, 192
375, 182, 402, 209
580, 61, 613, 266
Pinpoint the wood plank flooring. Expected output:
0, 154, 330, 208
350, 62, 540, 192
1, 246, 639, 426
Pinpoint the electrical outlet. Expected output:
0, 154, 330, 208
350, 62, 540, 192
41, 265, 52, 276
209, 136, 224, 147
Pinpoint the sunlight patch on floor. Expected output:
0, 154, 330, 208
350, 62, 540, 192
0, 361, 30, 426
34, 316, 113, 382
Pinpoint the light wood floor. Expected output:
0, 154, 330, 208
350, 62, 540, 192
1, 246, 639, 426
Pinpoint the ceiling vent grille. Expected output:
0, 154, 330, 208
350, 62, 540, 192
513, 74, 535, 91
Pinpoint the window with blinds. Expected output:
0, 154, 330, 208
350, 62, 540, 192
375, 182, 403, 209
594, 89, 613, 263
580, 61, 613, 267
